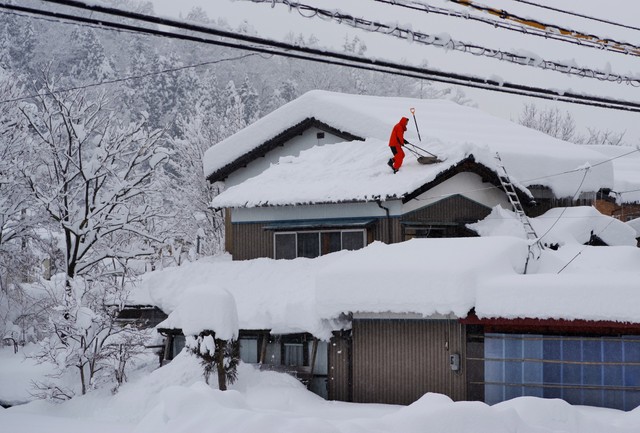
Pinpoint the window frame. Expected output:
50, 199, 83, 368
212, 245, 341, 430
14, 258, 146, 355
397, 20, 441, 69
273, 229, 366, 259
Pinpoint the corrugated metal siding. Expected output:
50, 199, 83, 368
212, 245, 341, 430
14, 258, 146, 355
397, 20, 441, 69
371, 217, 402, 244
403, 195, 491, 224
328, 333, 351, 401
231, 223, 272, 260
352, 319, 466, 405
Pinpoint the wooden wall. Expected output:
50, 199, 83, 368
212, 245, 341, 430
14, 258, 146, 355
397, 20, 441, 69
403, 194, 491, 225
230, 222, 273, 260
350, 319, 467, 405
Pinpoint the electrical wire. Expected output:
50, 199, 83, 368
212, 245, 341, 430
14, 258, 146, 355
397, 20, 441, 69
0, 53, 266, 105
444, 0, 640, 56
556, 217, 617, 274
250, 0, 640, 86
537, 167, 590, 243
370, 0, 640, 58
10, 0, 640, 113
511, 0, 640, 33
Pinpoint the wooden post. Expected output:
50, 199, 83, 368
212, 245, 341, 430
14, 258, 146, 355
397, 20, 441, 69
307, 338, 319, 390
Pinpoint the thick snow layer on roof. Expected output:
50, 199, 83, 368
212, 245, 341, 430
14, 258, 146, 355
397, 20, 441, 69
315, 237, 527, 318
157, 288, 238, 339
628, 218, 640, 237
205, 91, 612, 205
130, 233, 640, 336
587, 145, 640, 203
477, 272, 640, 323
469, 205, 637, 246
212, 138, 485, 208
132, 254, 343, 340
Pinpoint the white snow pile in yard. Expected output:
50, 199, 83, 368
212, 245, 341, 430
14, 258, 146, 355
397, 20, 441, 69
157, 288, 238, 339
204, 90, 613, 202
588, 144, 640, 203
315, 237, 528, 319
3, 350, 640, 433
470, 205, 637, 246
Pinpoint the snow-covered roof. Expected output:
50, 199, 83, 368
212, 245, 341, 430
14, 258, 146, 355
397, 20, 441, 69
211, 140, 498, 208
587, 144, 640, 203
205, 90, 613, 207
131, 236, 640, 339
627, 217, 640, 238
469, 206, 637, 247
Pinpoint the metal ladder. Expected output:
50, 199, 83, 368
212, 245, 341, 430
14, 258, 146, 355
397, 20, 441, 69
494, 152, 542, 271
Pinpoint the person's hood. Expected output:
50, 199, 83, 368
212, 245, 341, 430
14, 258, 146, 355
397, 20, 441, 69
400, 116, 409, 130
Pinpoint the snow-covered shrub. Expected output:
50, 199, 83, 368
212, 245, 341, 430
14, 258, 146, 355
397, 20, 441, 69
186, 332, 239, 391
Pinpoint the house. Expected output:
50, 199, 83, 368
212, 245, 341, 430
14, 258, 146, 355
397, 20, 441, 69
588, 144, 640, 223
132, 233, 640, 410
205, 90, 613, 260
134, 91, 640, 411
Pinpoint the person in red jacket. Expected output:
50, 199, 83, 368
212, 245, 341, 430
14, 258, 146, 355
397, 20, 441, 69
387, 116, 409, 173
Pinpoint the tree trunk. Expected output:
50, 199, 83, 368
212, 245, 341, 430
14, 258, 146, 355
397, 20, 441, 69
215, 339, 227, 391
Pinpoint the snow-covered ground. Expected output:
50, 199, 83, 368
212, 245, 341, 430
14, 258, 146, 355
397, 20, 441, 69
3, 348, 640, 433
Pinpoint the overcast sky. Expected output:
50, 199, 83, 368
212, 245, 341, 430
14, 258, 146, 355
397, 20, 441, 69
146, 0, 640, 143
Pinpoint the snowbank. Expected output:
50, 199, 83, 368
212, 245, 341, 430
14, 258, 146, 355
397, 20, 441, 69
3, 351, 640, 432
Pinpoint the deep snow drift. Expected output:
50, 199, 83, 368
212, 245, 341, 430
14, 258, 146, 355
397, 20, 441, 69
3, 349, 640, 433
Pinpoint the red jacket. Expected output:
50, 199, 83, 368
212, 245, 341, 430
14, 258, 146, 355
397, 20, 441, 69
389, 117, 409, 148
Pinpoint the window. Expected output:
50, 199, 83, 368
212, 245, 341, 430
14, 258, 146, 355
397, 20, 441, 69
274, 230, 365, 259
275, 233, 296, 260
483, 333, 640, 411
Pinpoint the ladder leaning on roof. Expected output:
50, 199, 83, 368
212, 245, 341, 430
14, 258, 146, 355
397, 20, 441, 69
494, 152, 543, 273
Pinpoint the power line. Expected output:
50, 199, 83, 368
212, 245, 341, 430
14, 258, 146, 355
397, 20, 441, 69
0, 52, 265, 105
371, 0, 640, 58
18, 0, 640, 113
444, 0, 640, 56
511, 0, 640, 33
254, 0, 640, 86
412, 147, 640, 203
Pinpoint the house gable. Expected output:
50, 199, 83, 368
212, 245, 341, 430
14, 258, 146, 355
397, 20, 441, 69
206, 117, 361, 184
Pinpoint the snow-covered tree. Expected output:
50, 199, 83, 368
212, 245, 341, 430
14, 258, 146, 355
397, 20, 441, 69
239, 75, 260, 125
218, 80, 247, 139
67, 28, 115, 82
187, 332, 239, 390
518, 103, 577, 142
18, 74, 168, 396
0, 8, 36, 72
0, 72, 31, 272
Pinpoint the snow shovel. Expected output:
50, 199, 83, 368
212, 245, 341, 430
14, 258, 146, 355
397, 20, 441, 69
409, 107, 443, 164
